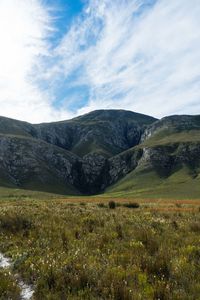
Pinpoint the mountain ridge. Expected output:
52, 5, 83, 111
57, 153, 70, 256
0, 109, 199, 197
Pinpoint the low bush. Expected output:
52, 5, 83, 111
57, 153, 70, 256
190, 222, 200, 232
108, 200, 116, 209
123, 202, 140, 209
0, 214, 33, 233
0, 270, 21, 299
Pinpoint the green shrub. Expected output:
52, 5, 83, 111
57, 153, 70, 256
108, 201, 116, 209
123, 202, 140, 209
0, 214, 33, 233
0, 270, 21, 299
190, 222, 200, 232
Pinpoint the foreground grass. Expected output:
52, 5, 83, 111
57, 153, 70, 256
0, 269, 21, 299
0, 197, 200, 299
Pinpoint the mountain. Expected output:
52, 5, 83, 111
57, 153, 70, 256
33, 109, 156, 157
0, 110, 200, 198
107, 115, 200, 199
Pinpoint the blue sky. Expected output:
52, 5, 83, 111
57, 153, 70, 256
46, 0, 84, 45
0, 0, 200, 122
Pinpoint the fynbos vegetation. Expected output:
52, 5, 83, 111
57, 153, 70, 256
0, 197, 200, 299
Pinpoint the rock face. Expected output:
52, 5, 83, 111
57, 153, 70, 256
141, 115, 200, 142
0, 110, 200, 195
0, 135, 81, 194
34, 109, 155, 157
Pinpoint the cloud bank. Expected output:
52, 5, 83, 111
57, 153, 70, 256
0, 0, 200, 122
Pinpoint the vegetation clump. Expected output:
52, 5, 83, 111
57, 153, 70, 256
122, 202, 140, 208
108, 200, 116, 209
0, 213, 33, 233
0, 269, 21, 299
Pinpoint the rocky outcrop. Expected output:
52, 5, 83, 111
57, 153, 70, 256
141, 115, 200, 142
0, 135, 81, 193
135, 142, 200, 178
108, 148, 143, 184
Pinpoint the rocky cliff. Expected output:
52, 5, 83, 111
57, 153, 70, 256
0, 110, 200, 196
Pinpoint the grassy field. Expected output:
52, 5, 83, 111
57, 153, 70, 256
0, 189, 200, 299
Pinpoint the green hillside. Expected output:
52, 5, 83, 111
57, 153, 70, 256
107, 115, 200, 199
0, 111, 200, 198
106, 167, 200, 200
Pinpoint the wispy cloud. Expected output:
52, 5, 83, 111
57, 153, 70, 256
0, 0, 200, 122
54, 0, 200, 118
0, 0, 73, 123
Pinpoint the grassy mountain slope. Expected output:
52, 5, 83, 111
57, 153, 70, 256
0, 112, 200, 198
107, 166, 200, 199
106, 115, 200, 199
0, 116, 35, 137
142, 115, 200, 146
0, 110, 156, 194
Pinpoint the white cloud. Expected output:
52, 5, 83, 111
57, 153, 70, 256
55, 0, 200, 118
1, 0, 200, 123
0, 0, 73, 123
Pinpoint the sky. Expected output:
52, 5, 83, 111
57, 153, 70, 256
0, 0, 200, 123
